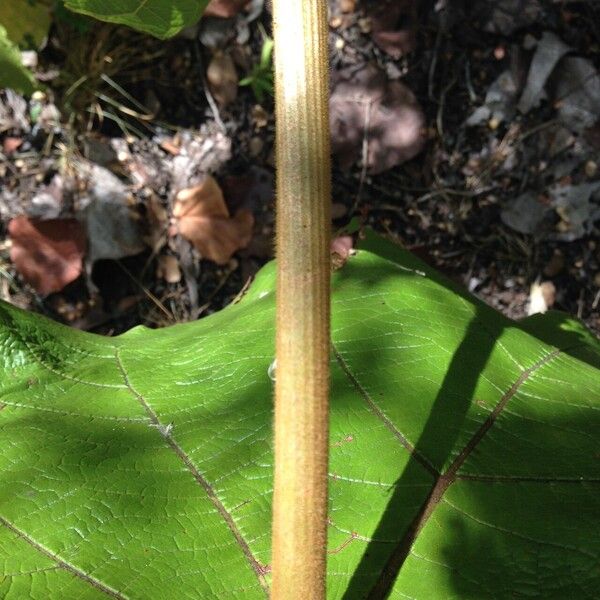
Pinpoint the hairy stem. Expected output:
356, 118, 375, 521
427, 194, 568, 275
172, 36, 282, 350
271, 0, 331, 598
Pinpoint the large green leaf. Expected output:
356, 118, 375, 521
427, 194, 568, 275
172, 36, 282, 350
63, 0, 210, 39
0, 25, 36, 94
1, 233, 599, 598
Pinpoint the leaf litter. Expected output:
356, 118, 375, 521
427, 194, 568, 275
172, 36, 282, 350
330, 63, 426, 174
171, 175, 254, 265
8, 216, 86, 296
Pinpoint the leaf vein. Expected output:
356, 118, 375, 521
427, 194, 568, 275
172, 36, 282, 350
114, 350, 270, 596
332, 343, 439, 477
0, 515, 126, 599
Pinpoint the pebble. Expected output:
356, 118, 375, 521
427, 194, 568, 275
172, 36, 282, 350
585, 160, 598, 178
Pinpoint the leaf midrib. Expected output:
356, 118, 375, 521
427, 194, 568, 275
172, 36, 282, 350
114, 350, 271, 597
346, 348, 562, 599
0, 515, 125, 599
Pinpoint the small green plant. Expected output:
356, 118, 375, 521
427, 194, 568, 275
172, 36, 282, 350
239, 32, 274, 104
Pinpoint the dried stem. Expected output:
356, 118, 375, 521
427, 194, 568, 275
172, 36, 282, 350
271, 0, 331, 598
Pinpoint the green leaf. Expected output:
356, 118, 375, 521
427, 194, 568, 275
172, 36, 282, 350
1, 233, 598, 598
63, 0, 210, 39
0, 25, 37, 94
260, 37, 273, 69
0, 0, 52, 49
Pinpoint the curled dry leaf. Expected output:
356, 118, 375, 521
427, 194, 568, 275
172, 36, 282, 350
79, 164, 145, 264
8, 216, 86, 296
518, 32, 570, 114
171, 175, 254, 265
330, 64, 426, 174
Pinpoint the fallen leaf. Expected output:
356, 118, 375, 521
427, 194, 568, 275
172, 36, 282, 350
549, 181, 600, 241
8, 216, 86, 296
79, 163, 146, 264
518, 32, 570, 114
330, 63, 426, 174
365, 0, 416, 60
466, 70, 519, 127
207, 50, 239, 108
551, 56, 600, 133
501, 192, 551, 235
501, 182, 600, 240
204, 0, 249, 18
221, 167, 274, 259
171, 175, 254, 265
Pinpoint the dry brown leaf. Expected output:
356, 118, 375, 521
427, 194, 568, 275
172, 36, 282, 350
207, 51, 239, 108
204, 0, 249, 18
8, 216, 86, 296
172, 175, 254, 265
330, 63, 426, 174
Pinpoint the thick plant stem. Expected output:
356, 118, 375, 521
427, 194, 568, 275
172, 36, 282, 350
271, 0, 331, 598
